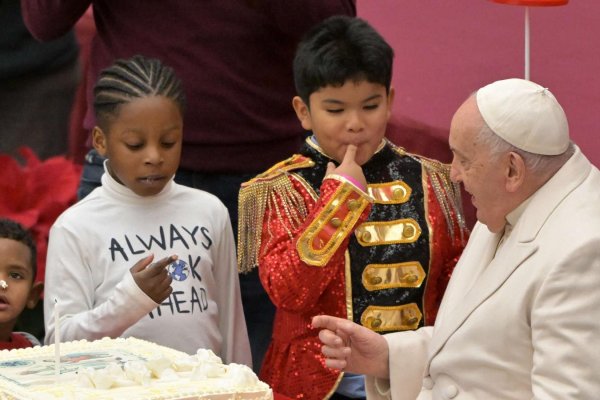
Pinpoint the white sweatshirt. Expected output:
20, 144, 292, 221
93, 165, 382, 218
44, 168, 251, 366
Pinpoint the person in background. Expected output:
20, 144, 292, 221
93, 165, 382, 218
21, 1, 356, 371
0, 218, 44, 350
0, 0, 79, 161
313, 78, 600, 400
1, 0, 80, 344
44, 55, 251, 365
237, 16, 468, 400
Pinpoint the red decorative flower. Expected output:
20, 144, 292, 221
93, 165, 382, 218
0, 147, 81, 285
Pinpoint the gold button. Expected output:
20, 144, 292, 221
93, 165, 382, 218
361, 231, 372, 243
369, 276, 382, 285
371, 318, 382, 328
403, 224, 415, 238
403, 308, 419, 326
347, 199, 359, 211
405, 274, 418, 283
330, 217, 341, 228
393, 187, 405, 200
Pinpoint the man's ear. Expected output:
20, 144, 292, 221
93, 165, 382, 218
92, 126, 108, 157
26, 282, 44, 310
292, 96, 312, 131
506, 151, 526, 193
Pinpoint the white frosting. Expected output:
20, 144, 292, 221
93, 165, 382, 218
225, 364, 262, 388
194, 348, 222, 364
124, 361, 151, 385
171, 355, 197, 372
191, 362, 227, 379
0, 337, 272, 400
145, 356, 173, 378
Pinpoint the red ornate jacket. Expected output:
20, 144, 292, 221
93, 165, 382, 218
238, 139, 468, 400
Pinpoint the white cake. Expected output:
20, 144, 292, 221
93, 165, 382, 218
0, 337, 272, 400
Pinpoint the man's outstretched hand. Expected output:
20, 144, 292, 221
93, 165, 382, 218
312, 314, 390, 379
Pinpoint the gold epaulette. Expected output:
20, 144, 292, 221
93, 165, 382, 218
296, 177, 372, 267
237, 154, 315, 273
391, 144, 468, 243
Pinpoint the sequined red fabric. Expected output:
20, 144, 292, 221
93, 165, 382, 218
423, 175, 467, 325
259, 177, 365, 400
256, 142, 468, 399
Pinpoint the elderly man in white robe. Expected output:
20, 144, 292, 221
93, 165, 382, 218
312, 78, 600, 400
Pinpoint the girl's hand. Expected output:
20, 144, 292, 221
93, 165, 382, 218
130, 254, 176, 303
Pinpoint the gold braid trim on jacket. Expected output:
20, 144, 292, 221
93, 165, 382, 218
237, 155, 314, 273
392, 144, 469, 243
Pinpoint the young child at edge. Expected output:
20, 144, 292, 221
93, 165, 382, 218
237, 16, 468, 399
44, 55, 251, 366
0, 218, 44, 349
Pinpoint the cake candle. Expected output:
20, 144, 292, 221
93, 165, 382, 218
54, 298, 60, 378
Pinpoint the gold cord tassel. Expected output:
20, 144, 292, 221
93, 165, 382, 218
423, 159, 468, 243
238, 173, 308, 273
393, 143, 468, 243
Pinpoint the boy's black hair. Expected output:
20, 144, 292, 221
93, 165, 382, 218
93, 55, 186, 131
293, 15, 394, 105
0, 219, 37, 281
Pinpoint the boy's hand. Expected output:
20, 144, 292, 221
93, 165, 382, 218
130, 254, 176, 303
326, 145, 367, 189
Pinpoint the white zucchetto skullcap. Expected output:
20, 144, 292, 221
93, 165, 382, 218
476, 78, 569, 155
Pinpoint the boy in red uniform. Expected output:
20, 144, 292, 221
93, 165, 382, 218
238, 16, 468, 399
0, 219, 43, 349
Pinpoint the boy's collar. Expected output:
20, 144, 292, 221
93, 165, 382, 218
307, 135, 387, 160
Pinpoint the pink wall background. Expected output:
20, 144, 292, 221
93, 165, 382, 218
358, 1, 600, 166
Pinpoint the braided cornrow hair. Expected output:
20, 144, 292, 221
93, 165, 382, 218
93, 55, 186, 130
